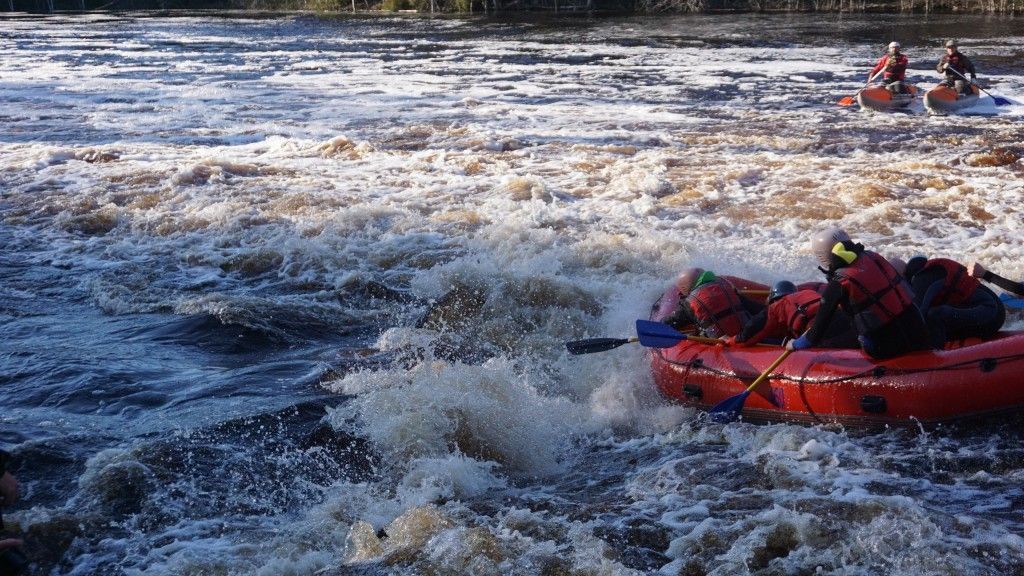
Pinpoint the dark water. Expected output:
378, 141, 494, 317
1, 11, 1023, 575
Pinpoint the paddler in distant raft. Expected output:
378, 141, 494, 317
936, 39, 977, 95
900, 256, 1005, 348
786, 228, 931, 359
662, 268, 764, 338
870, 41, 911, 95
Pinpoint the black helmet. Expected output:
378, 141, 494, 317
904, 256, 927, 280
768, 280, 797, 303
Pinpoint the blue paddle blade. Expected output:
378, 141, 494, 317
635, 319, 688, 348
707, 391, 750, 423
994, 96, 1012, 106
1000, 293, 1024, 310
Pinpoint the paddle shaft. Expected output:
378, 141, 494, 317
741, 349, 792, 394
946, 66, 1008, 104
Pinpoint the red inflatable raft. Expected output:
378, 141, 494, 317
649, 283, 1024, 426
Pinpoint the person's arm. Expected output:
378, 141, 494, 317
970, 262, 1024, 296
735, 309, 768, 345
909, 267, 946, 316
870, 57, 886, 80
789, 281, 843, 349
936, 56, 948, 74
663, 300, 696, 330
916, 278, 944, 317
965, 55, 977, 79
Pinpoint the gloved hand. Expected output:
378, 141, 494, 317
941, 63, 948, 71
786, 335, 811, 351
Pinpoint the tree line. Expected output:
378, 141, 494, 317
3, 0, 1020, 15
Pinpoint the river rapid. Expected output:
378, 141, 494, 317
1, 11, 1024, 575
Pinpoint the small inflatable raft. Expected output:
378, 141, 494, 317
856, 84, 917, 112
649, 283, 1024, 427
924, 84, 980, 114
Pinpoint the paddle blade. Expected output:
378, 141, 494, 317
566, 337, 633, 355
999, 293, 1024, 310
635, 319, 688, 349
837, 96, 855, 106
993, 96, 1012, 106
708, 391, 750, 423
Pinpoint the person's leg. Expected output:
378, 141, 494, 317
936, 288, 1005, 341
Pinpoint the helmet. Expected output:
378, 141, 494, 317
904, 256, 927, 280
768, 280, 797, 303
888, 256, 907, 276
888, 41, 901, 51
810, 228, 851, 268
945, 39, 957, 48
674, 267, 705, 296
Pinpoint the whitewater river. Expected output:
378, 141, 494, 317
2, 11, 1024, 575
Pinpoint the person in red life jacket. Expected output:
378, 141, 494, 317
786, 228, 931, 359
936, 39, 976, 95
902, 256, 1004, 348
968, 261, 1024, 297
870, 41, 910, 95
662, 269, 763, 338
729, 280, 858, 348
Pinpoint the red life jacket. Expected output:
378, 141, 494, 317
686, 278, 751, 338
881, 53, 908, 81
773, 289, 822, 337
834, 250, 916, 333
921, 258, 979, 306
946, 53, 968, 75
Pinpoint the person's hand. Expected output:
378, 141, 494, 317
786, 335, 811, 351
720, 336, 736, 347
969, 261, 987, 278
970, 74, 977, 81
0, 471, 18, 506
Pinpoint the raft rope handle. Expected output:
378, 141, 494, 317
658, 351, 1024, 386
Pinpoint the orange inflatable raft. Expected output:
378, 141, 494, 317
649, 282, 1024, 427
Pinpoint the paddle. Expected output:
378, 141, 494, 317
945, 66, 1011, 106
565, 320, 720, 355
1000, 293, 1024, 310
837, 68, 886, 107
565, 336, 638, 355
708, 347, 793, 423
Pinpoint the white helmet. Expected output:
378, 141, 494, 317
810, 228, 851, 268
888, 41, 901, 51
674, 267, 705, 296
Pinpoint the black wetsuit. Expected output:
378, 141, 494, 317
910, 266, 1005, 348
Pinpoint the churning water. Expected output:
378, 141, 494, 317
1, 11, 1023, 575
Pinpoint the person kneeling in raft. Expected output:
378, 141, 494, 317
786, 228, 931, 360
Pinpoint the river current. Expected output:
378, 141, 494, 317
1, 11, 1023, 575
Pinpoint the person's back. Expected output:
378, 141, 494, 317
685, 275, 756, 338
734, 284, 857, 348
905, 256, 1004, 347
791, 228, 930, 359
